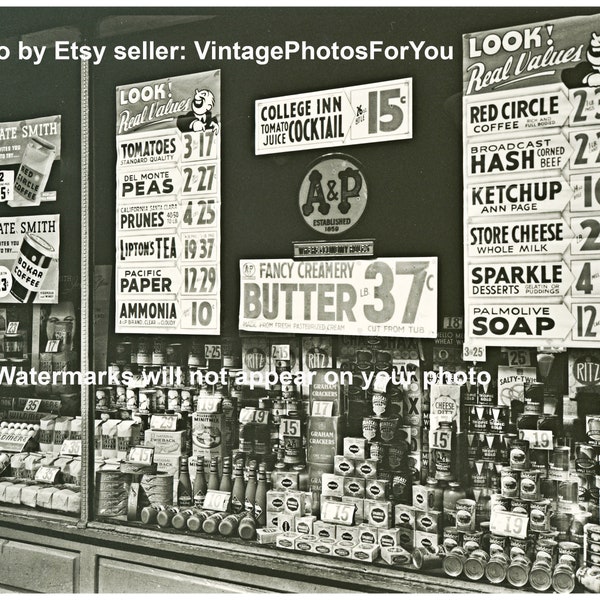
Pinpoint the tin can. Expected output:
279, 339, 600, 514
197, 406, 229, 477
372, 392, 388, 416
489, 533, 507, 556
510, 538, 530, 559
558, 541, 581, 563
151, 336, 166, 366
529, 559, 553, 591
550, 446, 570, 472
166, 343, 184, 367
464, 549, 489, 581
463, 530, 483, 553
467, 433, 482, 460
362, 417, 378, 442
510, 499, 530, 516
387, 441, 410, 470
485, 551, 510, 583
509, 438, 530, 469
115, 341, 133, 366
167, 388, 181, 411
138, 388, 157, 413
469, 406, 489, 433
369, 442, 387, 464
530, 499, 551, 532
455, 498, 476, 532
552, 563, 576, 593
488, 407, 508, 434
136, 338, 152, 366
180, 388, 194, 412
412, 545, 446, 571
443, 527, 462, 551
558, 479, 579, 509
520, 469, 542, 501
501, 467, 520, 498
378, 417, 398, 443
443, 546, 467, 577
481, 435, 498, 462
507, 555, 532, 588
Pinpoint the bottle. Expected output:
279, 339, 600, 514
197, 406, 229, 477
172, 508, 196, 530
218, 512, 247, 536
443, 481, 466, 528
426, 477, 444, 512
193, 458, 208, 507
238, 512, 257, 540
140, 504, 163, 525
220, 457, 232, 493
254, 462, 268, 526
244, 462, 258, 515
207, 457, 220, 491
177, 456, 193, 507
202, 512, 226, 534
231, 461, 246, 514
156, 506, 179, 528
187, 509, 212, 533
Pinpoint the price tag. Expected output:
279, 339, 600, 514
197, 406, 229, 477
35, 466, 61, 484
0, 266, 10, 299
6, 322, 19, 334
45, 340, 61, 353
238, 407, 255, 424
204, 344, 222, 360
321, 500, 356, 525
462, 343, 486, 363
60, 439, 82, 456
23, 398, 41, 413
280, 418, 301, 438
490, 510, 529, 540
0, 170, 14, 203
149, 414, 179, 431
196, 396, 221, 413
311, 401, 334, 417
203, 490, 231, 512
272, 344, 290, 361
518, 429, 554, 450
181, 130, 219, 163
431, 428, 452, 451
507, 349, 532, 367
127, 445, 154, 465
253, 409, 269, 425
443, 316, 463, 330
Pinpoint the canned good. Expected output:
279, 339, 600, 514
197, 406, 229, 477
372, 392, 388, 416
443, 546, 467, 577
481, 435, 498, 462
510, 538, 530, 559
506, 555, 532, 588
378, 417, 399, 443
550, 446, 570, 471
362, 417, 378, 442
455, 498, 476, 532
530, 499, 551, 532
485, 551, 510, 583
470, 406, 489, 433
509, 438, 530, 469
464, 549, 489, 581
412, 545, 447, 571
558, 541, 581, 563
463, 530, 483, 553
166, 343, 184, 366
520, 469, 542, 501
552, 563, 576, 593
489, 533, 507, 555
500, 467, 520, 498
558, 479, 579, 509
443, 527, 462, 551
488, 407, 508, 434
510, 499, 530, 516
529, 559, 553, 592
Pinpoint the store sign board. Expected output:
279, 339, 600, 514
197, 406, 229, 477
255, 78, 412, 154
463, 14, 600, 348
239, 257, 437, 338
115, 70, 221, 334
293, 240, 374, 258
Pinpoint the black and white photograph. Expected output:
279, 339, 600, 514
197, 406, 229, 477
0, 3, 600, 594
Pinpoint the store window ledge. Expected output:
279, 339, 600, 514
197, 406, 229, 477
0, 505, 80, 532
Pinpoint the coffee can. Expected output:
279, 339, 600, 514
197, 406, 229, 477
464, 549, 489, 581
530, 499, 551, 532
551, 563, 576, 594
443, 527, 462, 551
509, 438, 530, 469
506, 555, 532, 588
455, 498, 477, 532
362, 417, 379, 442
529, 560, 553, 592
520, 469, 542, 501
9, 233, 56, 302
412, 545, 446, 571
442, 546, 467, 577
500, 467, 520, 498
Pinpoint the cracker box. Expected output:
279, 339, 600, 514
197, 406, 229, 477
415, 509, 442, 534
295, 535, 316, 553
313, 520, 336, 540
343, 477, 366, 498
394, 503, 416, 529
378, 527, 402, 548
334, 455, 355, 477
144, 429, 187, 455
343, 437, 367, 460
277, 512, 295, 533
312, 538, 335, 556
365, 479, 389, 501
414, 529, 440, 551
276, 532, 302, 550
266, 512, 279, 529
336, 525, 360, 544
295, 515, 317, 535
272, 470, 299, 491
322, 473, 344, 498
355, 458, 378, 479
333, 541, 357, 559
357, 523, 379, 545
283, 491, 305, 516
412, 484, 435, 511
307, 416, 343, 466
365, 499, 392, 528
381, 545, 413, 566
266, 490, 286, 513
256, 527, 280, 544
352, 543, 380, 563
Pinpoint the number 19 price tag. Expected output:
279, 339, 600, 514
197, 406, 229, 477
490, 511, 529, 540
518, 429, 554, 450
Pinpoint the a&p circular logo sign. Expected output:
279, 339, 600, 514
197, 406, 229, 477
298, 153, 367, 235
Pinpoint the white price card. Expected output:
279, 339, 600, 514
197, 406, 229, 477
238, 407, 255, 424
462, 343, 486, 363
490, 511, 529, 540
0, 170, 13, 203
321, 500, 356, 525
126, 446, 154, 465
431, 428, 453, 451
279, 418, 301, 438
6, 322, 19, 334
311, 401, 334, 417
35, 466, 61, 484
203, 490, 231, 512
181, 130, 219, 162
518, 429, 554, 450
149, 414, 179, 431
196, 396, 221, 414
253, 409, 270, 425
45, 340, 61, 353
506, 349, 532, 367
23, 399, 41, 413
60, 439, 82, 456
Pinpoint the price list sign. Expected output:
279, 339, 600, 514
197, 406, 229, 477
463, 14, 600, 347
115, 71, 221, 334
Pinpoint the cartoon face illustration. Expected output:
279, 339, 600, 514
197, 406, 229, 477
192, 89, 215, 118
587, 32, 600, 68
